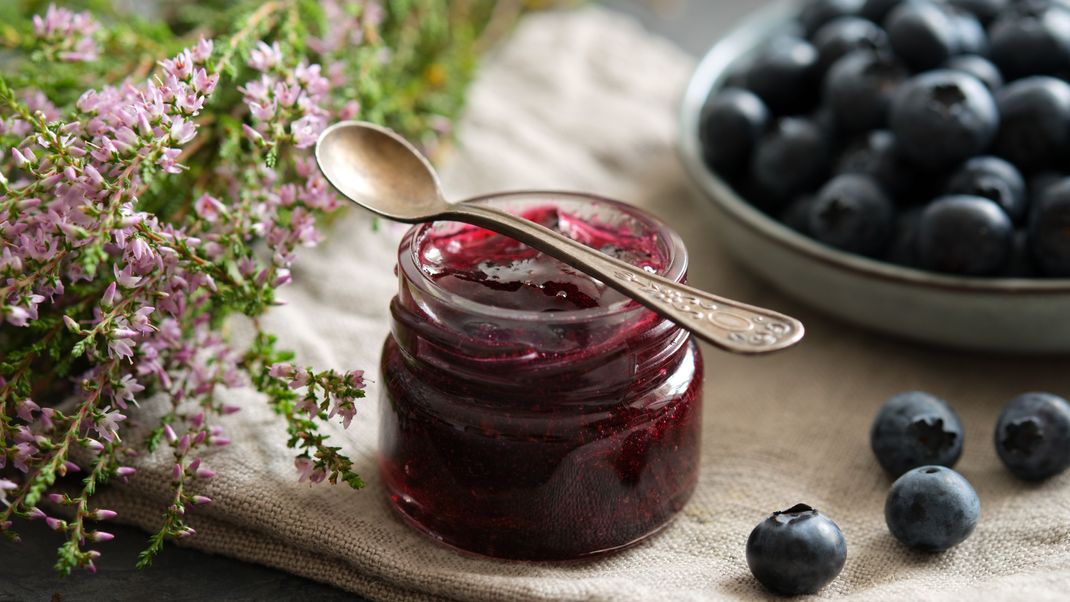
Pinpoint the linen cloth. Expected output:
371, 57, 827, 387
93, 7, 1070, 600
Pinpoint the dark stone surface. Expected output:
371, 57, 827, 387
0, 2, 760, 600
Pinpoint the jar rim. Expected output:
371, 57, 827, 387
397, 190, 689, 324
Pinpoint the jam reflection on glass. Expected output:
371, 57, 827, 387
379, 194, 703, 561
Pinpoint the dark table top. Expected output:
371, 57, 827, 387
0, 2, 758, 599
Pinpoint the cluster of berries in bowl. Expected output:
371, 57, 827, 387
745, 390, 1070, 595
700, 0, 1070, 277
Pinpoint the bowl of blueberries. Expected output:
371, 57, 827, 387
679, 0, 1070, 352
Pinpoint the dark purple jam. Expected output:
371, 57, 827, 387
378, 193, 703, 560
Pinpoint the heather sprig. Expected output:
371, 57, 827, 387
0, 0, 522, 575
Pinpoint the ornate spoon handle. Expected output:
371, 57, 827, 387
445, 203, 804, 355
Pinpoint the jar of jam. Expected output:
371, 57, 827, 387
379, 191, 703, 560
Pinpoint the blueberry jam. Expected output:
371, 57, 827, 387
417, 205, 663, 312
378, 193, 703, 561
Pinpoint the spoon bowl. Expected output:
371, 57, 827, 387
315, 120, 805, 355
316, 121, 449, 222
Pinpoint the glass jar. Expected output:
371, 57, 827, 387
378, 192, 703, 560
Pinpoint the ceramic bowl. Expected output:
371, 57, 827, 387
678, 0, 1070, 353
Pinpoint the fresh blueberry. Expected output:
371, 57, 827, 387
948, 6, 988, 57
885, 466, 980, 552
885, 2, 961, 71
836, 130, 925, 200
1029, 178, 1070, 275
885, 207, 923, 266
947, 0, 1009, 26
808, 174, 894, 255
751, 117, 830, 203
744, 36, 821, 115
989, 1, 1070, 81
824, 50, 908, 133
946, 156, 1027, 223
780, 195, 817, 234
871, 391, 964, 477
813, 17, 891, 74
994, 76, 1070, 172
917, 195, 1013, 275
700, 88, 770, 180
746, 503, 847, 596
994, 392, 1070, 481
800, 0, 866, 37
1005, 229, 1039, 277
1029, 170, 1064, 205
944, 54, 1004, 92
889, 70, 998, 171
860, 0, 909, 24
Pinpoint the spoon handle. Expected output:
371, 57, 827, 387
445, 203, 804, 355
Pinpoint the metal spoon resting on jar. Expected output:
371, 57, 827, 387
314, 120, 804, 355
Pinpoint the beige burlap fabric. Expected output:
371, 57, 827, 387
92, 7, 1070, 600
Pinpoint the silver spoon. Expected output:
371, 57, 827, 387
315, 120, 804, 355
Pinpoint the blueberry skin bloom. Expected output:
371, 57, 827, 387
744, 36, 821, 115
885, 466, 980, 552
808, 173, 894, 256
917, 195, 1013, 275
945, 156, 1027, 223
699, 88, 770, 180
751, 117, 830, 203
889, 70, 998, 171
824, 50, 908, 134
746, 504, 847, 596
1030, 179, 1070, 276
871, 391, 964, 477
995, 76, 1070, 173
994, 392, 1070, 481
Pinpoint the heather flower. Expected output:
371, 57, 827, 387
0, 480, 17, 507
1, 0, 496, 576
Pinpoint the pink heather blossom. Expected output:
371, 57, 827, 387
45, 517, 66, 532
92, 509, 118, 521
115, 467, 136, 478
32, 4, 100, 62
96, 410, 126, 442
191, 496, 212, 506
47, 493, 67, 505
193, 194, 225, 221
191, 37, 213, 63
248, 41, 282, 71
163, 424, 178, 443
268, 363, 294, 378
0, 479, 17, 506
194, 466, 216, 480
289, 371, 310, 389
16, 399, 40, 422
88, 531, 114, 542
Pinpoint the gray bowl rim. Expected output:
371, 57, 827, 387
677, 0, 1070, 296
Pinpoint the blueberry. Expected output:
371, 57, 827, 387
1005, 229, 1039, 277
836, 130, 923, 200
885, 208, 923, 266
751, 117, 830, 202
917, 195, 1013, 275
946, 156, 1027, 222
746, 503, 847, 596
885, 466, 980, 552
700, 88, 770, 179
944, 55, 1004, 92
994, 76, 1070, 172
780, 195, 816, 234
813, 17, 891, 74
889, 70, 998, 171
744, 36, 821, 115
800, 0, 866, 37
1029, 178, 1070, 275
808, 174, 894, 255
824, 50, 908, 133
870, 391, 964, 477
994, 392, 1070, 481
885, 2, 961, 71
948, 6, 989, 57
989, 1, 1070, 81
860, 0, 909, 24
947, 0, 1009, 26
